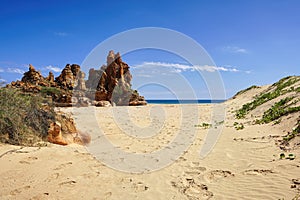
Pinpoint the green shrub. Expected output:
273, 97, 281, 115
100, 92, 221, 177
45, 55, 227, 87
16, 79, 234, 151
234, 122, 244, 130
40, 86, 61, 96
194, 123, 212, 129
0, 88, 55, 145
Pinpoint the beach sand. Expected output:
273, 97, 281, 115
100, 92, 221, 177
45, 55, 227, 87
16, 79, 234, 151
0, 99, 299, 199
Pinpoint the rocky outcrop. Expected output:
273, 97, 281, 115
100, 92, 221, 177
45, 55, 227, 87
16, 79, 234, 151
6, 50, 146, 107
88, 50, 146, 106
21, 64, 45, 86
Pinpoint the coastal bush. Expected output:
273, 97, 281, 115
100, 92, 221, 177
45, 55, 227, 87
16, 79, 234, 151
0, 88, 55, 145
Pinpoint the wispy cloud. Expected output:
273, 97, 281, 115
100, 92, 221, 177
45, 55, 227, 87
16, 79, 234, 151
0, 78, 6, 83
222, 46, 248, 54
7, 68, 25, 74
54, 32, 68, 37
46, 65, 61, 73
134, 62, 240, 73
0, 68, 4, 72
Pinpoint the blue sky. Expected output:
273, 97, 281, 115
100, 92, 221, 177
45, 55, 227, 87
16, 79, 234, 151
0, 0, 299, 99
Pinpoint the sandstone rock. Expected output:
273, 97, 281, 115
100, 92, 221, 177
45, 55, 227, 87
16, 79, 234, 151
93, 100, 112, 107
85, 67, 104, 89
46, 71, 55, 82
47, 122, 68, 145
7, 51, 146, 107
55, 64, 86, 91
47, 112, 91, 146
55, 64, 75, 90
21, 64, 45, 85
75, 71, 86, 91
86, 50, 146, 106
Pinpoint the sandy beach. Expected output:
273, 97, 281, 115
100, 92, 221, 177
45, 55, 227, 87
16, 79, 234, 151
1, 1, 300, 199
0, 89, 299, 199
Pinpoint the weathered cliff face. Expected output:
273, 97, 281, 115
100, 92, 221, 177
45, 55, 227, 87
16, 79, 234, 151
6, 50, 147, 106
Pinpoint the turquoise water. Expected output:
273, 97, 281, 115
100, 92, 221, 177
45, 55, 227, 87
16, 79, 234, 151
146, 99, 225, 104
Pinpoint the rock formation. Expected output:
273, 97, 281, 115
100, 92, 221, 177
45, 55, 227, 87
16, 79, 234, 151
47, 122, 68, 145
47, 112, 91, 145
6, 50, 147, 107
21, 64, 45, 86
90, 50, 146, 106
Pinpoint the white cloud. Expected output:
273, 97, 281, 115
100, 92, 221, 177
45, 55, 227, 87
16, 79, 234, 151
134, 62, 240, 73
0, 68, 4, 72
0, 78, 6, 82
7, 68, 25, 74
222, 46, 248, 54
46, 65, 61, 73
54, 32, 68, 37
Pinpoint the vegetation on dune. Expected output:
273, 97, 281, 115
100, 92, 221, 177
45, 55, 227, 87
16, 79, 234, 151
258, 97, 300, 124
233, 85, 260, 98
282, 119, 300, 142
194, 123, 212, 129
234, 76, 300, 145
233, 122, 244, 130
0, 88, 55, 146
236, 76, 300, 119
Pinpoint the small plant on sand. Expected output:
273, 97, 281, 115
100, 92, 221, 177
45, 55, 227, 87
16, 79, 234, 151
287, 154, 295, 160
233, 122, 244, 130
194, 123, 212, 129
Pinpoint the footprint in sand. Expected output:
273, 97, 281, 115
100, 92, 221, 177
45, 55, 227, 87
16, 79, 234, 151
19, 156, 38, 164
45, 172, 60, 182
203, 170, 234, 183
121, 178, 149, 193
184, 162, 207, 175
10, 185, 31, 195
243, 169, 274, 175
171, 177, 213, 200
104, 192, 112, 199
54, 162, 73, 170
59, 180, 77, 187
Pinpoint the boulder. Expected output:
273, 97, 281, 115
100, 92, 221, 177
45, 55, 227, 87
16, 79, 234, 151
47, 122, 68, 145
93, 100, 112, 107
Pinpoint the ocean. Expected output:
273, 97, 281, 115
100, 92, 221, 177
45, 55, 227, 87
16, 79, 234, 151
146, 99, 225, 104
